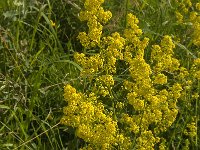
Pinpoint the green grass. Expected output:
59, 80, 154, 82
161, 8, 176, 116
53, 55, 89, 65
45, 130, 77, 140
0, 0, 199, 149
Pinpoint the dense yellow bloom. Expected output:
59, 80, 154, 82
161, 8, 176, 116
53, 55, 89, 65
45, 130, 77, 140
61, 0, 198, 149
129, 57, 152, 80
175, 11, 183, 23
189, 11, 198, 22
153, 73, 167, 85
151, 35, 180, 72
121, 113, 140, 133
77, 32, 91, 48
127, 94, 145, 111
191, 58, 200, 80
63, 84, 82, 104
196, 3, 200, 10
61, 84, 125, 149
101, 32, 125, 73
185, 0, 192, 7
184, 122, 197, 138
178, 67, 189, 79
98, 75, 114, 87
175, 1, 200, 47
84, 0, 104, 10
78, 0, 112, 48
94, 75, 115, 97
136, 130, 160, 150
97, 7, 112, 24
74, 52, 104, 78
170, 83, 183, 99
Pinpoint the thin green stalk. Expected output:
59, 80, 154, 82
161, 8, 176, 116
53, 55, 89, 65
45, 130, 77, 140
13, 123, 60, 150
29, 5, 47, 52
124, 0, 129, 27
195, 80, 199, 147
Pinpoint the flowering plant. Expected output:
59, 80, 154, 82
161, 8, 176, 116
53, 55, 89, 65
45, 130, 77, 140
61, 0, 199, 149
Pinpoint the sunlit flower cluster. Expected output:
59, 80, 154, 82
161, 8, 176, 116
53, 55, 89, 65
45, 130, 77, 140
101, 32, 125, 73
151, 35, 180, 73
94, 75, 115, 97
61, 84, 131, 149
191, 58, 200, 80
135, 130, 160, 150
74, 52, 103, 78
61, 0, 199, 149
78, 0, 112, 48
184, 121, 197, 138
175, 0, 200, 47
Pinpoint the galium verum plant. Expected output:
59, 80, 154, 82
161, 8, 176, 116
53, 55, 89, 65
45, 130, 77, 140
61, 0, 199, 149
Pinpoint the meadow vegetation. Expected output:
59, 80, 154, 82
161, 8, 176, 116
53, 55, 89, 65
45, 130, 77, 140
0, 0, 199, 149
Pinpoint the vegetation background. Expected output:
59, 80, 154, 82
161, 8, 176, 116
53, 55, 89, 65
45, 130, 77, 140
0, 0, 199, 149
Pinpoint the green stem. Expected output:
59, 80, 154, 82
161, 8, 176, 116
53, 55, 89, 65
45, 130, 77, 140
108, 85, 117, 120
195, 80, 199, 147
125, 0, 129, 27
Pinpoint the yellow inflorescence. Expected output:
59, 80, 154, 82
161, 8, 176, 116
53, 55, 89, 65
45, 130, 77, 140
136, 130, 160, 150
191, 58, 200, 80
74, 52, 104, 78
153, 73, 167, 85
184, 121, 197, 138
61, 84, 131, 149
175, 0, 200, 47
61, 0, 199, 149
196, 3, 200, 10
78, 0, 112, 48
151, 35, 180, 73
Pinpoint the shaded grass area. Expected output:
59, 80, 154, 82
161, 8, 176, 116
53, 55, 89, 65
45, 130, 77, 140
0, 0, 82, 149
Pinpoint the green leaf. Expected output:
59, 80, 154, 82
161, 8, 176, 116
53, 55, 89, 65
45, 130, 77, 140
55, 60, 83, 71
0, 105, 10, 109
3, 143, 14, 147
3, 11, 16, 18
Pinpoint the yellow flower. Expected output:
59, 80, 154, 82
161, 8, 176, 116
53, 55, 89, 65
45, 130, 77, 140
61, 0, 196, 149
184, 122, 197, 138
175, 11, 183, 23
50, 20, 56, 27
153, 73, 167, 85
196, 3, 200, 10
189, 11, 198, 21
98, 75, 114, 87
136, 130, 160, 150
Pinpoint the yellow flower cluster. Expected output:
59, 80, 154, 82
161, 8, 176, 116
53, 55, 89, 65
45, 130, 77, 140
95, 75, 114, 97
196, 3, 200, 11
101, 32, 125, 73
191, 13, 200, 47
153, 73, 167, 85
191, 58, 200, 80
98, 75, 114, 87
78, 0, 112, 48
175, 11, 183, 23
184, 122, 197, 138
122, 34, 183, 148
175, 0, 200, 47
120, 113, 140, 133
61, 0, 199, 149
151, 35, 180, 73
61, 84, 131, 149
74, 52, 103, 78
121, 16, 183, 149
136, 130, 160, 150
